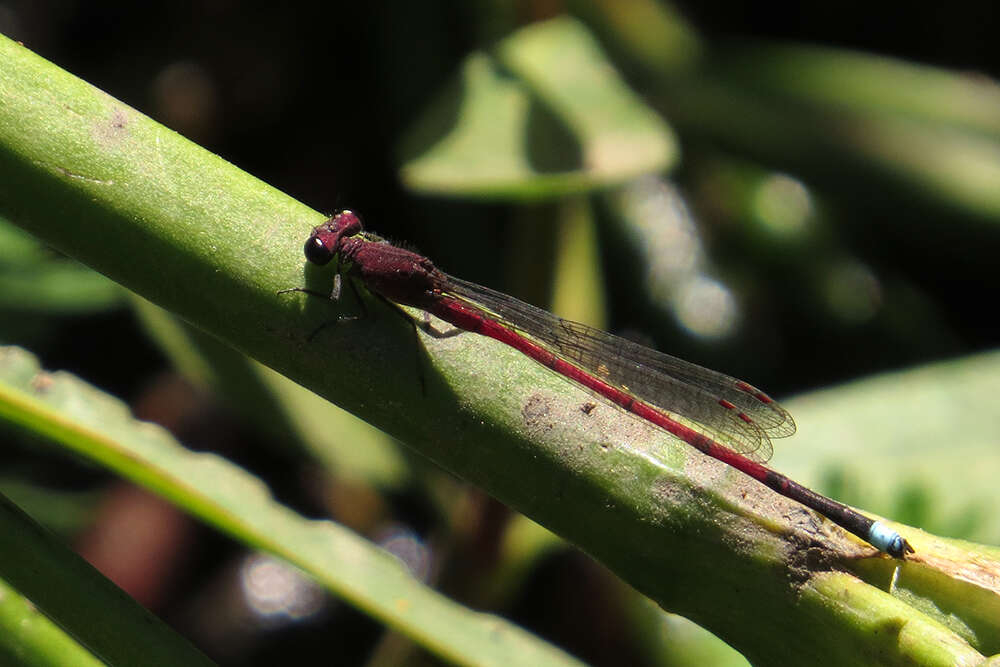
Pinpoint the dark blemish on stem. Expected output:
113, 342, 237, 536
521, 393, 555, 435
93, 107, 130, 147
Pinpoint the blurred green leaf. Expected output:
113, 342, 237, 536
567, 0, 702, 76
0, 346, 585, 667
400, 16, 677, 199
721, 45, 1000, 136
0, 477, 102, 537
663, 43, 1000, 225
130, 296, 410, 488
628, 597, 749, 667
0, 573, 129, 667
0, 217, 123, 314
776, 350, 1000, 547
0, 494, 213, 667
549, 197, 606, 328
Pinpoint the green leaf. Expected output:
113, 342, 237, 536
663, 43, 1000, 223
399, 16, 677, 199
0, 217, 123, 314
0, 493, 214, 667
777, 350, 1000, 547
0, 575, 107, 667
0, 346, 584, 667
130, 295, 410, 488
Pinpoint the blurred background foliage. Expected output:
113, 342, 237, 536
1, 1, 998, 665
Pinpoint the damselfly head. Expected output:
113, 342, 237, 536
303, 209, 365, 266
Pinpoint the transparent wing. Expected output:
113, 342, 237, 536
444, 275, 795, 463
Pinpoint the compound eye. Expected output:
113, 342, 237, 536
339, 209, 362, 226
304, 236, 334, 265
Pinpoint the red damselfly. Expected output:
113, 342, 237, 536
284, 210, 912, 558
